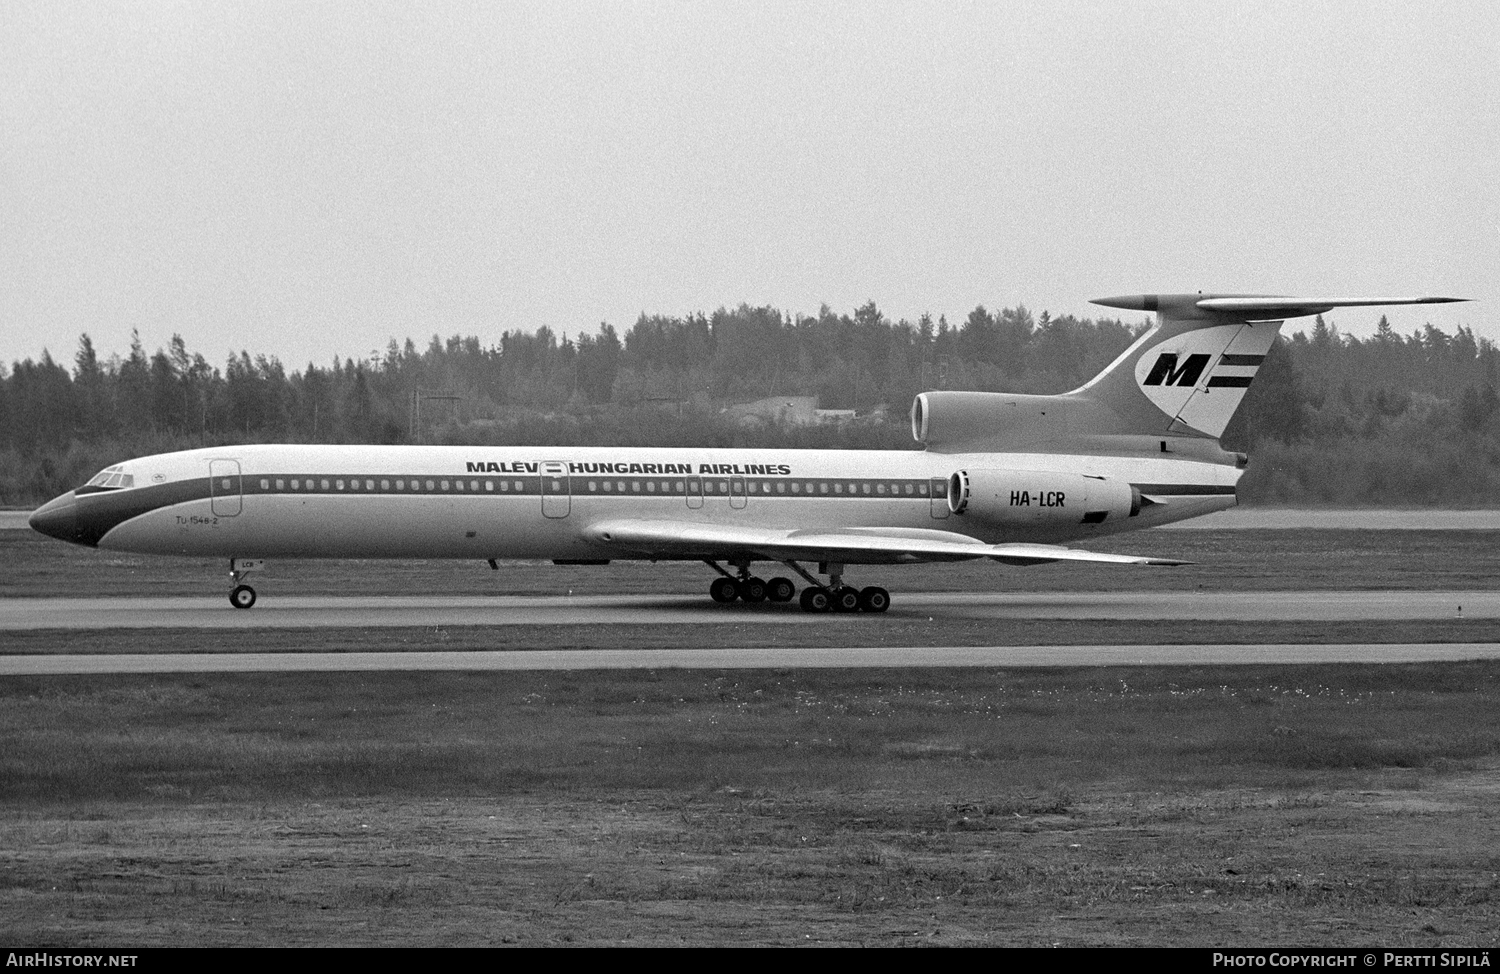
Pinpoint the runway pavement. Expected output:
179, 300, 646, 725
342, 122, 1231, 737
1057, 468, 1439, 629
5, 643, 1500, 674
0, 589, 1489, 630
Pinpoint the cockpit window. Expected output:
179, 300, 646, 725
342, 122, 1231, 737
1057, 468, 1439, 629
84, 465, 135, 490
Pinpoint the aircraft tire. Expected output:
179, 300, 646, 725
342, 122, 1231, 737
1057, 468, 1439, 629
831, 586, 862, 613
230, 585, 257, 610
799, 587, 832, 613
709, 577, 739, 603
858, 586, 891, 613
737, 577, 768, 602
766, 577, 796, 602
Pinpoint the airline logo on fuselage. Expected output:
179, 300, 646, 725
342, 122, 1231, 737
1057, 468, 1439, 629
466, 460, 794, 476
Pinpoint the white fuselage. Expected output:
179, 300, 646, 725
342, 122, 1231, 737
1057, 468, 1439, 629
88, 444, 1238, 561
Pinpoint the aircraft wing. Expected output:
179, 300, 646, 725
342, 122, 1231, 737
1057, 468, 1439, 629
582, 519, 1188, 567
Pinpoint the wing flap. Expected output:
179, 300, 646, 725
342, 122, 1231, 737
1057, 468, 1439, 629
583, 519, 1188, 567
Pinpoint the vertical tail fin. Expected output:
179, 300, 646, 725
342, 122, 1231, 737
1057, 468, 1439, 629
1079, 294, 1467, 439
910, 293, 1466, 454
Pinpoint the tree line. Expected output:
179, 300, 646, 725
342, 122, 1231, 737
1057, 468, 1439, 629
2, 303, 1496, 506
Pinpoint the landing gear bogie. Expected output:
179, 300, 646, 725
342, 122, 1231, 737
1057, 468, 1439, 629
737, 577, 768, 603
799, 586, 832, 613
766, 577, 796, 603
830, 586, 861, 613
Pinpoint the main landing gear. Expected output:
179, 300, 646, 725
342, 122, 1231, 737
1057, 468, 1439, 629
228, 558, 265, 609
703, 560, 890, 614
705, 562, 795, 605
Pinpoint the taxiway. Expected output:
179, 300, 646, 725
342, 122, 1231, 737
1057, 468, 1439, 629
0, 589, 1488, 630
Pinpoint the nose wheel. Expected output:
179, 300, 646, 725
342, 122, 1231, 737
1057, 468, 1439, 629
228, 558, 265, 609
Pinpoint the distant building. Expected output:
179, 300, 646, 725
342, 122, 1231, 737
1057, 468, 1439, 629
724, 396, 820, 427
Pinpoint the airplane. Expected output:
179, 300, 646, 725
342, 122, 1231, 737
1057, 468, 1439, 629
28, 293, 1466, 612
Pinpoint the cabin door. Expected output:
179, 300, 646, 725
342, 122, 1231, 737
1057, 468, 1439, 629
541, 461, 571, 518
928, 477, 950, 519
209, 460, 243, 517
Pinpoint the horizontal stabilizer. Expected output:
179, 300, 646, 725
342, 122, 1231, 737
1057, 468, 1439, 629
1093, 294, 1468, 321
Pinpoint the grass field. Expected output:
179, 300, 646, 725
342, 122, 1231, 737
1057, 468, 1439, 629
3, 529, 1500, 945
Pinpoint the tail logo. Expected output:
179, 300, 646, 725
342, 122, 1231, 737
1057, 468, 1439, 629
1142, 353, 1210, 388
1131, 323, 1280, 437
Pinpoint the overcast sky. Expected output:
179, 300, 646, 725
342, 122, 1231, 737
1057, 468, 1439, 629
3, 0, 1495, 370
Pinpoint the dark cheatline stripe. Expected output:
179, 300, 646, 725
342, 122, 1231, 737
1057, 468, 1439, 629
1133, 483, 1236, 496
1206, 375, 1255, 388
72, 478, 212, 546
1218, 354, 1266, 367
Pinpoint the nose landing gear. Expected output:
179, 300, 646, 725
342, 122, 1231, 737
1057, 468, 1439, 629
228, 558, 265, 609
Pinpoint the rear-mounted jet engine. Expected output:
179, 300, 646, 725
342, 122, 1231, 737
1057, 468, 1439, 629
948, 469, 1141, 526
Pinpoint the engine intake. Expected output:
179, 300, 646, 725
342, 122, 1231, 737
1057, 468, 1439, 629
948, 469, 1141, 525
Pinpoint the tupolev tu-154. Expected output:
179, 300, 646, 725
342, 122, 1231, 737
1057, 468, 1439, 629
28, 293, 1466, 612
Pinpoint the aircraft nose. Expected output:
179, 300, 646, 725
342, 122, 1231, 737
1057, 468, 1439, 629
29, 492, 81, 544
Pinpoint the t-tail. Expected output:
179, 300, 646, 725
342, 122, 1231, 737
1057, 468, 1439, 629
911, 293, 1467, 458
